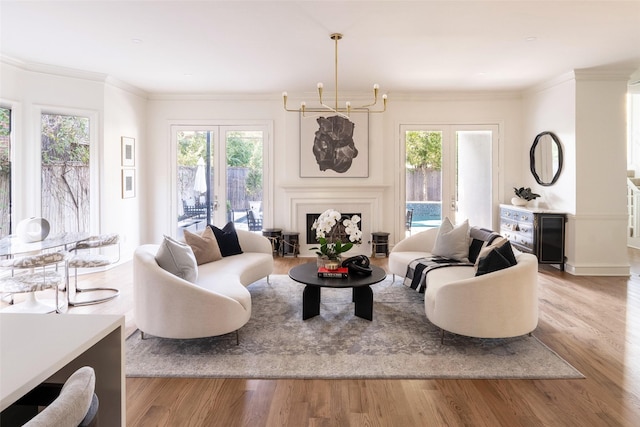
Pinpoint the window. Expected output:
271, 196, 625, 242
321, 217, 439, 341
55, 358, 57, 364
174, 125, 268, 237
41, 113, 90, 234
0, 107, 10, 238
402, 124, 498, 235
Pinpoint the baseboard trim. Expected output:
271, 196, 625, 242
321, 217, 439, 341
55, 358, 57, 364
564, 263, 630, 276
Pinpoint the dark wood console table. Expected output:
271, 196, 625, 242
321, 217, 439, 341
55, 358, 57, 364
499, 204, 566, 270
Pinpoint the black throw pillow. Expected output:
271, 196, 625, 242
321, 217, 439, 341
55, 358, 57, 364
475, 241, 517, 277
209, 222, 243, 257
497, 240, 517, 266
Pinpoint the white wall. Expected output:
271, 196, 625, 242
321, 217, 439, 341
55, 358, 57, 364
571, 75, 630, 275
103, 81, 148, 257
143, 92, 524, 249
5, 57, 634, 274
522, 74, 577, 214
1, 60, 147, 260
523, 70, 631, 275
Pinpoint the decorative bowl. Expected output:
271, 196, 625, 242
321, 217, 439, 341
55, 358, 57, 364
324, 261, 340, 270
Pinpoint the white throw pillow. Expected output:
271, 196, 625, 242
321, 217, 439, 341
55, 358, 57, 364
155, 235, 198, 282
432, 217, 470, 262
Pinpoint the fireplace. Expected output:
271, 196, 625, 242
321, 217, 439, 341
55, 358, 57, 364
282, 185, 386, 257
306, 213, 362, 244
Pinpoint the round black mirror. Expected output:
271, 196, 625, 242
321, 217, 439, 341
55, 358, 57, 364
530, 131, 563, 186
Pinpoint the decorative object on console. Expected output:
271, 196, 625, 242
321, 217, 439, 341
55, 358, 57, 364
310, 209, 362, 265
16, 217, 50, 242
512, 186, 540, 206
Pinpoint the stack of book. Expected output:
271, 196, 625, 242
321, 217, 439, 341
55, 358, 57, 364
317, 267, 349, 278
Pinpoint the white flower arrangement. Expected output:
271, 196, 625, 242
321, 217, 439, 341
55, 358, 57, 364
311, 209, 362, 260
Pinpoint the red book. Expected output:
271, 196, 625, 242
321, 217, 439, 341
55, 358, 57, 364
317, 267, 349, 278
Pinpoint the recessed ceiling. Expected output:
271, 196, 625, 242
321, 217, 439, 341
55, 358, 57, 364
1, 1, 639, 95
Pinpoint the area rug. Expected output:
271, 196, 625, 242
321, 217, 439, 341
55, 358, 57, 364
126, 275, 583, 380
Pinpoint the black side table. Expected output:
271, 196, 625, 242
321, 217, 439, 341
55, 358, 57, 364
280, 231, 299, 257
371, 232, 390, 258
261, 228, 282, 256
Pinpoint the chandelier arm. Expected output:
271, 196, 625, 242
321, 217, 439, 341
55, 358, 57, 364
283, 33, 387, 118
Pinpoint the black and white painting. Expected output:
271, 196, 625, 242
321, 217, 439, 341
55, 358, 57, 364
300, 112, 368, 177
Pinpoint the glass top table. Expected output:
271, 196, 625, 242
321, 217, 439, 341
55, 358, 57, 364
0, 232, 90, 258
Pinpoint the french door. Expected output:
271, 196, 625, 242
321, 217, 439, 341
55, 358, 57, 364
172, 124, 269, 237
401, 124, 498, 235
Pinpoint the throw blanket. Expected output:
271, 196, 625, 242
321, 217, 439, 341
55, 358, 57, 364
403, 256, 473, 293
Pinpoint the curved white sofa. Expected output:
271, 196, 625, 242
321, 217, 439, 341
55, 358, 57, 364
133, 229, 273, 339
389, 228, 539, 339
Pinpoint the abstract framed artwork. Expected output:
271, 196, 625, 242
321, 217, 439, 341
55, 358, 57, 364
121, 136, 135, 167
122, 168, 135, 199
300, 112, 369, 177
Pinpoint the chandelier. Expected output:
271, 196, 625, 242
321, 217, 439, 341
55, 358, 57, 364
282, 33, 387, 118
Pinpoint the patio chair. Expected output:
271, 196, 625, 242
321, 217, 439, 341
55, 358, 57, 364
405, 208, 414, 235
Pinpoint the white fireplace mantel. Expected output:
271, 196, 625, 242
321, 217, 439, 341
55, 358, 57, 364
282, 185, 389, 257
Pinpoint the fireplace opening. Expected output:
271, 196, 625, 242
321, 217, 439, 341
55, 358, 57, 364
306, 213, 362, 244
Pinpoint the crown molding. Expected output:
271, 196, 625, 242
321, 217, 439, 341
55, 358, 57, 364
574, 67, 638, 82
147, 92, 275, 101
1, 54, 107, 82
523, 71, 577, 95
1, 55, 148, 99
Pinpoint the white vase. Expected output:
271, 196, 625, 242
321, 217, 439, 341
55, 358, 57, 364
511, 197, 528, 207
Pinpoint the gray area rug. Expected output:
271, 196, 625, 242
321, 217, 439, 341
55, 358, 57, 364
126, 275, 583, 379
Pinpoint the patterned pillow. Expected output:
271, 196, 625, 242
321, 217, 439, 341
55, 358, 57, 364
184, 227, 222, 265
432, 217, 470, 262
209, 222, 243, 257
154, 235, 198, 282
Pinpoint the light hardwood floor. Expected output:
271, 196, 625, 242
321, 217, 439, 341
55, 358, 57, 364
11, 252, 640, 426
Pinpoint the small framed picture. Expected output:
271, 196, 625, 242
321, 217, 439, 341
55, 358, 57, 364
122, 168, 135, 199
121, 137, 135, 167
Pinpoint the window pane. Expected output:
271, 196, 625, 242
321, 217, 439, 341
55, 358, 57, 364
41, 113, 90, 234
226, 130, 263, 232
177, 130, 212, 236
456, 130, 492, 228
405, 130, 443, 235
0, 107, 10, 238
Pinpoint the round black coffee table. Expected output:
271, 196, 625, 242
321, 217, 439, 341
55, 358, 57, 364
288, 262, 387, 321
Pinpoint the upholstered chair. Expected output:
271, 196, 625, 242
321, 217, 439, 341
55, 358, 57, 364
21, 366, 98, 427
0, 251, 68, 313
67, 233, 120, 306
